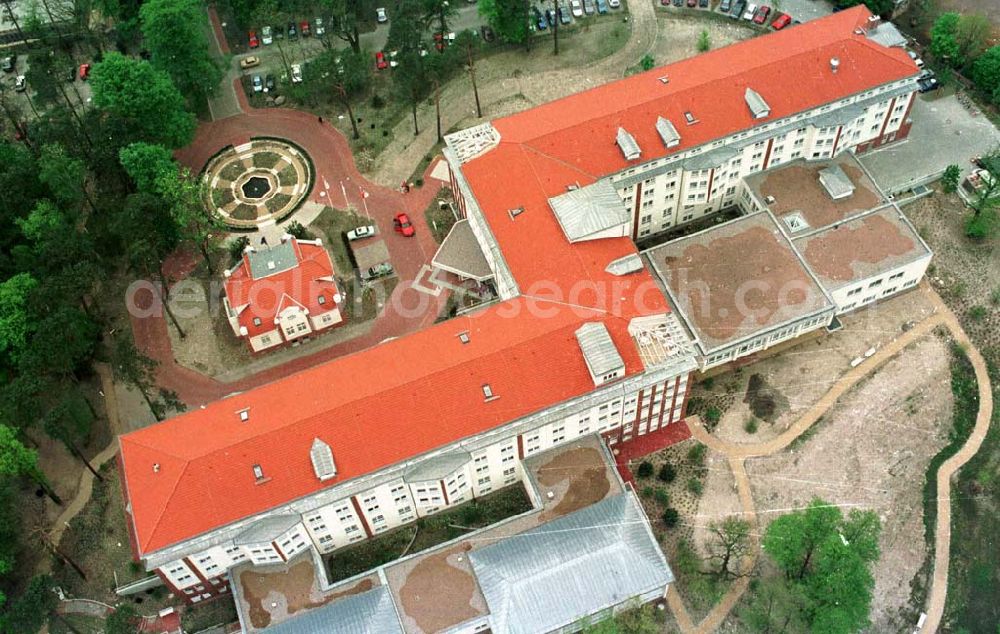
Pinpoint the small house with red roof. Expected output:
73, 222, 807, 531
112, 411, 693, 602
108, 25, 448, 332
223, 236, 344, 352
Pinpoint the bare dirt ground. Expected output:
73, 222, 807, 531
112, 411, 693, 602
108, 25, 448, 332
905, 192, 1000, 358
689, 450, 743, 555
693, 288, 939, 446
746, 334, 954, 632
645, 15, 758, 68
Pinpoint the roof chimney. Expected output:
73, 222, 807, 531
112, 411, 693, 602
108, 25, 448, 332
830, 57, 840, 73
152, 463, 160, 473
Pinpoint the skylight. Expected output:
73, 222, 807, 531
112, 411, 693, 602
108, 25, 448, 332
310, 438, 337, 481
482, 384, 495, 400
656, 117, 680, 148
616, 127, 641, 161
684, 111, 697, 125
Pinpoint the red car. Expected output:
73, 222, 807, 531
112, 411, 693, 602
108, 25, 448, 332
770, 12, 791, 29
375, 51, 388, 70
248, 30, 259, 48
300, 20, 311, 36
78, 63, 91, 80
686, 0, 696, 6
433, 32, 445, 51
393, 212, 415, 237
753, 5, 770, 24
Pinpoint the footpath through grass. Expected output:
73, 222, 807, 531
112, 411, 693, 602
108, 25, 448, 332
325, 484, 532, 584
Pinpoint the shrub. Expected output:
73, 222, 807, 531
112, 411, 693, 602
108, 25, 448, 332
228, 236, 250, 264
701, 377, 714, 389
968, 305, 988, 321
415, 178, 424, 187
662, 508, 680, 529
640, 54, 655, 71
636, 460, 654, 478
697, 29, 711, 53
991, 287, 1000, 306
966, 208, 998, 240
687, 477, 704, 496
687, 443, 707, 467
641, 485, 654, 498
657, 463, 677, 483
654, 488, 670, 506
744, 417, 759, 434
704, 406, 722, 427
370, 93, 385, 108
286, 220, 312, 239
942, 164, 961, 193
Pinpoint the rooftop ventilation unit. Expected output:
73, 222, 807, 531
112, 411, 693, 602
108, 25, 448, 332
310, 438, 337, 481
458, 331, 470, 344
616, 127, 641, 161
655, 117, 680, 148
238, 408, 250, 422
658, 75, 669, 84
482, 384, 496, 400
508, 206, 525, 220
267, 261, 276, 270
744, 87, 771, 119
830, 57, 840, 73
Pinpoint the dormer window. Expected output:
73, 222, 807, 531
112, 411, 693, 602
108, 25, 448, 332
238, 409, 250, 422
253, 317, 262, 326
482, 384, 495, 400
252, 464, 264, 480
310, 438, 337, 481
744, 87, 771, 119
616, 127, 641, 161
318, 295, 326, 305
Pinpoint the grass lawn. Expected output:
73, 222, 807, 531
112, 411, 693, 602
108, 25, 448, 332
308, 206, 372, 274
424, 187, 457, 244
325, 484, 532, 584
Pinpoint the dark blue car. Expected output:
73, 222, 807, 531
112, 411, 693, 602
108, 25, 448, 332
534, 7, 547, 29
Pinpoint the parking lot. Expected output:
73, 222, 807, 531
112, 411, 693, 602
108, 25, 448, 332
657, 0, 832, 25
0, 52, 93, 117
859, 91, 1000, 195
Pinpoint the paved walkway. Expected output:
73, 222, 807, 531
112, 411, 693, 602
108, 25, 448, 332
663, 283, 993, 633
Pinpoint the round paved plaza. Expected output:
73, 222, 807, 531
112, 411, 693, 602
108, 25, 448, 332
202, 138, 314, 230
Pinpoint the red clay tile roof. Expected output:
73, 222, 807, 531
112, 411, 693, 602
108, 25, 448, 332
121, 8, 916, 556
224, 240, 341, 338
486, 7, 917, 178
120, 300, 645, 554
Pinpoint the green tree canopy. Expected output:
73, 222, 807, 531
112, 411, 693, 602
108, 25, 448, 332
0, 273, 39, 362
140, 0, 223, 103
931, 13, 962, 65
479, 0, 530, 44
38, 144, 88, 208
972, 46, 1000, 105
119, 142, 178, 194
91, 53, 196, 149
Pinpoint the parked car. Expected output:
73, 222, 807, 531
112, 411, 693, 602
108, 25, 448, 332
299, 20, 310, 36
251, 74, 263, 92
687, 0, 696, 7
78, 63, 91, 80
583, 0, 595, 15
375, 51, 389, 70
240, 55, 260, 69
534, 7, 547, 29
1, 55, 15, 72
376, 7, 388, 22
287, 21, 297, 38
393, 212, 415, 236
346, 225, 377, 240
434, 31, 446, 50
596, 0, 608, 14
13, 75, 26, 92
609, 0, 620, 8
908, 50, 924, 67
261, 25, 273, 44
481, 25, 496, 40
770, 12, 791, 29
719, 0, 730, 11
917, 76, 939, 93
742, 2, 757, 20
752, 5, 770, 24
673, 0, 683, 7
290, 63, 303, 83
264, 74, 275, 92
363, 262, 394, 280
699, 0, 709, 7
558, 6, 570, 23
730, 0, 745, 16
248, 30, 259, 48
570, 0, 583, 17
314, 17, 325, 35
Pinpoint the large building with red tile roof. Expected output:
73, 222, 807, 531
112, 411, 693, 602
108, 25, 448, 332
119, 7, 927, 621
222, 237, 345, 352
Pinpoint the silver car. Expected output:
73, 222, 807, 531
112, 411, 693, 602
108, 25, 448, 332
583, 0, 595, 14
251, 74, 263, 92
346, 225, 377, 241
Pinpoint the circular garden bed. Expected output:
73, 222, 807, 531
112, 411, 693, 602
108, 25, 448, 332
202, 138, 314, 230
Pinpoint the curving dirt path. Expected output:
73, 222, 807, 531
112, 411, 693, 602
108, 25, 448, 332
666, 284, 993, 633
